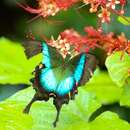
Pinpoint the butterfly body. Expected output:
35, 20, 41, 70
23, 41, 97, 127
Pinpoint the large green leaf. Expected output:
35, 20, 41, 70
89, 111, 130, 130
86, 70, 123, 104
120, 83, 130, 107
1, 70, 130, 130
0, 37, 42, 84
105, 51, 130, 87
0, 101, 33, 130
6, 87, 101, 130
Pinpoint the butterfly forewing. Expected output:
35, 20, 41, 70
23, 40, 64, 68
68, 53, 97, 86
22, 40, 42, 58
79, 54, 97, 86
41, 42, 64, 68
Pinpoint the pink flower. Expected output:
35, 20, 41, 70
98, 8, 111, 23
55, 0, 79, 9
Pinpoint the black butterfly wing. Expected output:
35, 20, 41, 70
79, 54, 97, 86
22, 40, 64, 68
22, 40, 42, 58
68, 53, 97, 86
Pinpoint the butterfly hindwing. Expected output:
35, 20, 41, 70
56, 76, 75, 96
54, 54, 88, 96
40, 65, 75, 96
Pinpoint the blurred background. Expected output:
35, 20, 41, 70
1, 0, 130, 122
1, 0, 130, 41
0, 0, 97, 40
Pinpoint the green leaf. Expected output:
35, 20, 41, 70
0, 101, 33, 130
85, 70, 123, 104
120, 82, 130, 107
6, 86, 101, 130
105, 51, 130, 87
89, 111, 130, 130
5, 86, 130, 130
118, 16, 130, 26
2, 70, 130, 130
0, 37, 42, 84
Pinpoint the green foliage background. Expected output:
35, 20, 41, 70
0, 1, 130, 130
0, 38, 130, 130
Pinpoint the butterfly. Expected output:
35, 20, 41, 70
23, 41, 97, 127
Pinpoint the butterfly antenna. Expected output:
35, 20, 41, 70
16, 1, 41, 14
76, 3, 87, 10
74, 3, 88, 22
44, 18, 64, 26
27, 14, 42, 24
16, 1, 27, 9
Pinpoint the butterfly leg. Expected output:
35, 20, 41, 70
53, 95, 69, 127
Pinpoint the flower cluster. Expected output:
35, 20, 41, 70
48, 28, 94, 58
83, 0, 126, 23
18, 0, 126, 23
48, 35, 72, 58
47, 30, 82, 58
84, 27, 130, 55
18, 0, 129, 58
47, 27, 130, 58
17, 0, 78, 18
